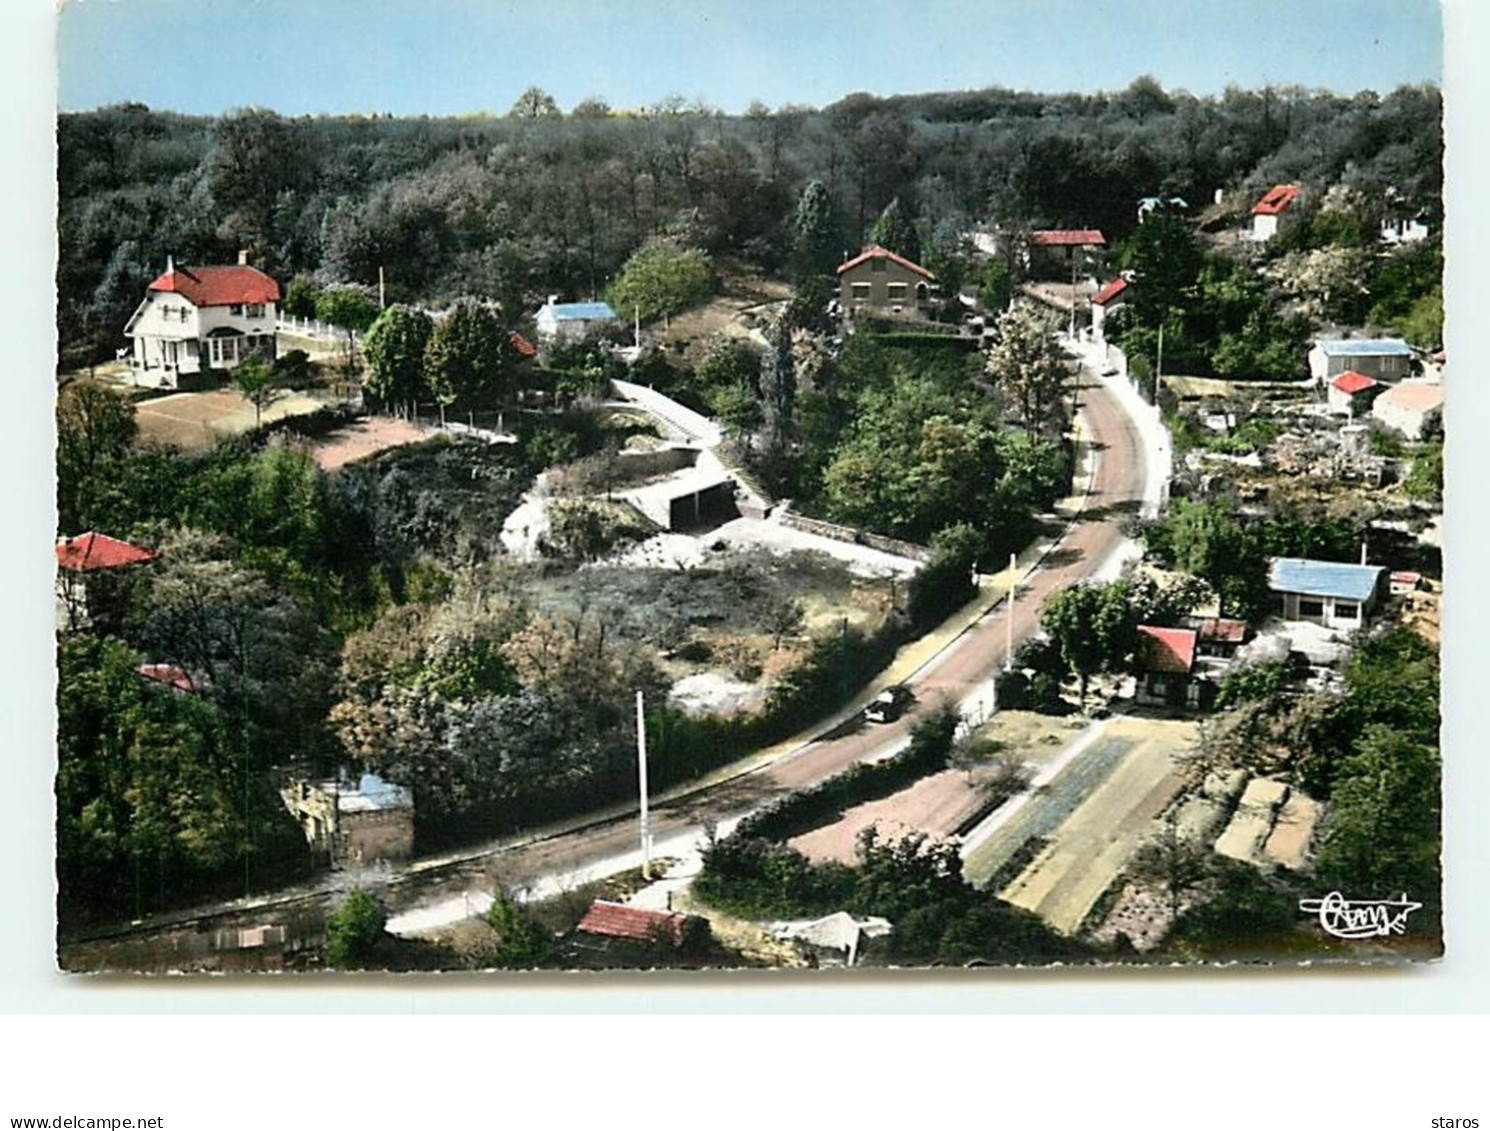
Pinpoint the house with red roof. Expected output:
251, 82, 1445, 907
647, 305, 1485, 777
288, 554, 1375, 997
55, 532, 157, 634
1090, 275, 1131, 342
1327, 370, 1381, 417
564, 899, 711, 966
1135, 625, 1203, 708
124, 253, 280, 388
1250, 184, 1301, 242
1026, 229, 1106, 279
837, 245, 938, 323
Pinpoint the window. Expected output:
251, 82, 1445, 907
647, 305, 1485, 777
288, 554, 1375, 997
245, 304, 265, 319
1334, 601, 1359, 620
1299, 598, 1325, 618
871, 258, 886, 273
851, 283, 871, 300
886, 283, 907, 300
229, 304, 244, 316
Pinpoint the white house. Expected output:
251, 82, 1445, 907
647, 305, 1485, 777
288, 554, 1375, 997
1267, 558, 1387, 632
124, 255, 279, 388
1090, 275, 1131, 342
1380, 214, 1430, 245
1371, 381, 1443, 440
1326, 370, 1380, 416
1249, 184, 1301, 242
1308, 337, 1414, 385
534, 297, 621, 345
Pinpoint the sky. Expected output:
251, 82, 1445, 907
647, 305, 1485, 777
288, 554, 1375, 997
55, 0, 1444, 118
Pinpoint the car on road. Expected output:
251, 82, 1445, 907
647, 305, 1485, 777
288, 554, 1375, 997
864, 684, 915, 723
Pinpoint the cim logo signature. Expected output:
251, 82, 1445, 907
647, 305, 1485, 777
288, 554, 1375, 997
1298, 891, 1422, 939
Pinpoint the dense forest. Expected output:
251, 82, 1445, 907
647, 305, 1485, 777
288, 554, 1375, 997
58, 79, 1442, 364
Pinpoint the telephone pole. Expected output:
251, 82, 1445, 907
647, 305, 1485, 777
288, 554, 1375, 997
636, 690, 653, 880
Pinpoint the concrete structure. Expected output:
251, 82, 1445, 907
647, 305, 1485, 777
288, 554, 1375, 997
1309, 337, 1414, 385
124, 255, 279, 388
1249, 184, 1301, 242
619, 462, 738, 531
1380, 214, 1430, 245
1090, 276, 1130, 342
836, 245, 937, 322
533, 298, 620, 344
1267, 558, 1387, 631
1327, 370, 1381, 416
280, 772, 414, 866
1371, 381, 1444, 440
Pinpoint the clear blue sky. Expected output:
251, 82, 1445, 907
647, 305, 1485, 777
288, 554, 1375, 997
57, 0, 1442, 117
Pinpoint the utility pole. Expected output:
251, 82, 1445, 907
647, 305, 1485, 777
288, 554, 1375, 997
636, 690, 652, 880
1005, 552, 1017, 670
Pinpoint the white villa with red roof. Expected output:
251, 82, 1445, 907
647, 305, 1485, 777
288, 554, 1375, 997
836, 245, 937, 322
124, 254, 280, 388
1090, 275, 1131, 342
1249, 184, 1301, 242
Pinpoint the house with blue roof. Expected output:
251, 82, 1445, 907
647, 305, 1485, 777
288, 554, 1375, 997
1309, 337, 1414, 385
534, 296, 621, 345
1267, 557, 1388, 631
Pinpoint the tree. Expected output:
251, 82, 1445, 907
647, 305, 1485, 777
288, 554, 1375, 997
422, 299, 510, 421
362, 304, 434, 417
570, 96, 612, 120
1129, 817, 1215, 924
315, 286, 380, 372
324, 889, 388, 968
1039, 581, 1136, 706
868, 196, 921, 263
791, 179, 841, 279
984, 305, 1071, 440
509, 86, 561, 120
485, 894, 550, 967
605, 243, 714, 325
232, 356, 276, 429
57, 381, 137, 534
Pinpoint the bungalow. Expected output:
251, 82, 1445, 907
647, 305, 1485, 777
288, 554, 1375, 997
1135, 625, 1202, 709
533, 298, 621, 345
1371, 381, 1443, 441
1326, 370, 1381, 416
1090, 276, 1131, 342
1267, 558, 1387, 631
55, 531, 157, 634
280, 771, 415, 867
1249, 184, 1301, 242
1308, 337, 1414, 385
836, 245, 937, 322
124, 254, 279, 388
1026, 229, 1106, 279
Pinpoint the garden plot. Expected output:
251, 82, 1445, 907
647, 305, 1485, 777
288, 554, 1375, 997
787, 768, 992, 866
134, 388, 326, 451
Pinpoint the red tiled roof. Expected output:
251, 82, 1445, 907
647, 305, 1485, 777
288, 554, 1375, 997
1137, 625, 1198, 674
55, 533, 156, 572
1029, 229, 1106, 247
836, 245, 934, 280
1252, 184, 1301, 216
576, 900, 693, 947
1332, 371, 1378, 395
1195, 617, 1248, 645
509, 331, 537, 358
148, 265, 281, 307
1092, 277, 1129, 306
138, 664, 195, 693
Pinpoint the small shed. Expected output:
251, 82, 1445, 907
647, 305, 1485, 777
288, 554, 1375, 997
1135, 625, 1200, 708
1371, 381, 1443, 440
570, 900, 711, 962
1250, 184, 1301, 242
1327, 370, 1380, 416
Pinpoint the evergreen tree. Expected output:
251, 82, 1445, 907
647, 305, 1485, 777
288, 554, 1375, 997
791, 179, 841, 278
868, 196, 922, 264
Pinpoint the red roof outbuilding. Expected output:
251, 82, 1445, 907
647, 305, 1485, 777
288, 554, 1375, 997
575, 900, 700, 948
1253, 184, 1301, 217
138, 664, 196, 694
837, 244, 934, 279
1092, 277, 1130, 306
55, 533, 156, 572
1332, 370, 1378, 396
1137, 626, 1198, 674
508, 331, 538, 359
147, 265, 281, 308
1029, 229, 1106, 247
1195, 617, 1249, 646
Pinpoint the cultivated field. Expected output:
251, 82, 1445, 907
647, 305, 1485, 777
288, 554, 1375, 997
134, 388, 327, 451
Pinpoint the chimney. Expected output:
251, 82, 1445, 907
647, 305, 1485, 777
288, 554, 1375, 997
166, 254, 175, 275
238, 249, 249, 267
547, 294, 559, 307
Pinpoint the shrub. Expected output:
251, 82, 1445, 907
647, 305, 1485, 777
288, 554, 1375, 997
324, 889, 387, 968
